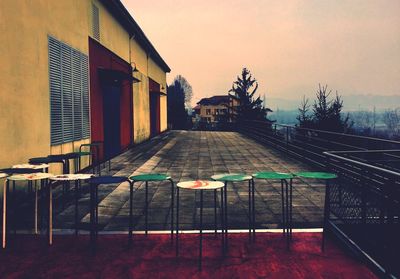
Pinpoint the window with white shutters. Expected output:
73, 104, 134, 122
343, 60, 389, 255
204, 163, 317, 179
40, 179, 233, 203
48, 36, 90, 145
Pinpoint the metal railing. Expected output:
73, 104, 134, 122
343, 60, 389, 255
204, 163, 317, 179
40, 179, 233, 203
237, 120, 400, 278
238, 120, 400, 168
325, 150, 399, 278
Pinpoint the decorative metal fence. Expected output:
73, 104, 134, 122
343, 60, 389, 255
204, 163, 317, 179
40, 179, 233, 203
237, 120, 400, 278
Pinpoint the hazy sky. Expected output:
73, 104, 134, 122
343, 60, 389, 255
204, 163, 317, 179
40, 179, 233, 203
121, 0, 400, 105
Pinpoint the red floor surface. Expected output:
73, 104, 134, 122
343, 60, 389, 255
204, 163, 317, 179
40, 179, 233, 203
0, 233, 376, 279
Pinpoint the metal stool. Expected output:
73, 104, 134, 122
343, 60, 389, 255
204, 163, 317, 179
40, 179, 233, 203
88, 176, 132, 250
92, 141, 110, 172
2, 171, 53, 248
129, 174, 174, 238
47, 154, 71, 174
295, 172, 337, 251
63, 153, 82, 174
252, 172, 294, 248
79, 143, 101, 174
48, 174, 92, 243
211, 173, 253, 253
176, 180, 225, 270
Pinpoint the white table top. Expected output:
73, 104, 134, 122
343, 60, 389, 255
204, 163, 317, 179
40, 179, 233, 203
49, 174, 93, 181
12, 163, 49, 169
8, 173, 54, 181
0, 173, 8, 179
177, 180, 225, 190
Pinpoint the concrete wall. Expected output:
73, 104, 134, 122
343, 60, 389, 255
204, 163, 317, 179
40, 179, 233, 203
0, 0, 169, 171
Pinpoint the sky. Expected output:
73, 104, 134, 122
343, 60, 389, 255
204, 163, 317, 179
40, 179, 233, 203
121, 0, 400, 106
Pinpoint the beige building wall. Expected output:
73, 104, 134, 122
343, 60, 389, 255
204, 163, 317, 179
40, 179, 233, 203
92, 0, 130, 61
0, 0, 169, 171
132, 72, 151, 143
148, 57, 167, 132
0, 0, 90, 172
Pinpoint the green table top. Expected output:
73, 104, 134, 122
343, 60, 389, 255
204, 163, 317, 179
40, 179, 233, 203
295, 172, 337, 179
130, 173, 171, 182
252, 172, 294, 180
75, 151, 91, 156
211, 173, 252, 182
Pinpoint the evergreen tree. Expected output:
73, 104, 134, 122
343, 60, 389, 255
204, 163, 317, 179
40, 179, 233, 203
229, 68, 273, 122
297, 84, 351, 132
296, 95, 313, 128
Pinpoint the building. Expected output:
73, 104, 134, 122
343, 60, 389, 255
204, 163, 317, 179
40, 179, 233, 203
194, 95, 238, 129
0, 0, 170, 171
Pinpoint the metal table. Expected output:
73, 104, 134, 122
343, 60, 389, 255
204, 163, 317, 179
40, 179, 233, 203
176, 180, 225, 270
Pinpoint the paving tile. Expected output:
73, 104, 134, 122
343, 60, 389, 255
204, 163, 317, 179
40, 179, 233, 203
18, 130, 328, 232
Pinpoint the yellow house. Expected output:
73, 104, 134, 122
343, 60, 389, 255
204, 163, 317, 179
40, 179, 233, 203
0, 0, 170, 172
195, 95, 238, 128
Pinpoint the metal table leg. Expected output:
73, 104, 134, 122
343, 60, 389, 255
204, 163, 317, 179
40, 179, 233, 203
75, 180, 79, 236
89, 183, 96, 251
224, 182, 228, 253
322, 180, 331, 251
175, 187, 180, 257
220, 187, 225, 255
289, 178, 293, 240
252, 179, 256, 241
145, 181, 148, 235
281, 180, 286, 239
169, 179, 174, 241
285, 179, 290, 250
129, 181, 134, 245
199, 190, 203, 270
34, 181, 38, 235
2, 180, 8, 248
214, 189, 217, 236
48, 181, 53, 245
248, 180, 252, 241
95, 184, 99, 241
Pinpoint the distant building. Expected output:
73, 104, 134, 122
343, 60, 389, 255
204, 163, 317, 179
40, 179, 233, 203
194, 95, 238, 129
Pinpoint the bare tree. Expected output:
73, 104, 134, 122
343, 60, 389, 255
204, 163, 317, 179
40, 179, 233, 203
383, 108, 400, 135
174, 75, 193, 109
167, 75, 193, 129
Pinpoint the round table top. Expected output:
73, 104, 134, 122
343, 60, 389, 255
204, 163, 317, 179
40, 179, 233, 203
0, 173, 8, 179
12, 163, 49, 169
130, 173, 171, 182
49, 174, 93, 181
295, 172, 337, 180
211, 173, 252, 182
8, 172, 54, 181
177, 180, 224, 190
252, 172, 294, 180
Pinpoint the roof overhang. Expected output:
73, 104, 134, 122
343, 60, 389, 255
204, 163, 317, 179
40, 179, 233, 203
99, 0, 171, 73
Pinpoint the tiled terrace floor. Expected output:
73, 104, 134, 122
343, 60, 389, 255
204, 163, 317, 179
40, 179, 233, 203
50, 131, 324, 231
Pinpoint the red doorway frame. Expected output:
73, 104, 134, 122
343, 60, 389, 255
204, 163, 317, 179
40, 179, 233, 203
88, 38, 133, 160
